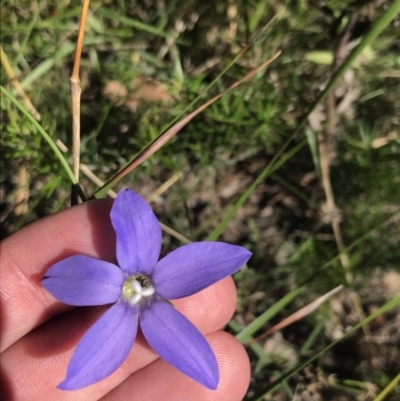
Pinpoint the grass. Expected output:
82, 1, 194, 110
1, 0, 400, 399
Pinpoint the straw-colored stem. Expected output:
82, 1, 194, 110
70, 0, 90, 195
319, 14, 371, 339
0, 45, 41, 120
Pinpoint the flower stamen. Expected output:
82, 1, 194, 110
122, 274, 155, 306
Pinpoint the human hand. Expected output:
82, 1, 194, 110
0, 199, 250, 401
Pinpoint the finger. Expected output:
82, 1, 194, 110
0, 198, 115, 352
101, 331, 250, 401
0, 277, 237, 401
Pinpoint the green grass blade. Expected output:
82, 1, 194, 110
249, 1, 269, 33
228, 320, 271, 364
299, 320, 325, 355
20, 44, 75, 89
305, 127, 320, 175
1, 86, 86, 201
19, 7, 40, 57
271, 173, 313, 206
96, 8, 180, 42
372, 373, 400, 401
247, 296, 400, 401
236, 288, 303, 343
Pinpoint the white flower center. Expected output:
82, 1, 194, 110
121, 274, 155, 306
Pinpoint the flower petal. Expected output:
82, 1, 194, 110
140, 299, 219, 389
58, 302, 138, 390
110, 189, 162, 274
42, 255, 124, 306
152, 242, 251, 299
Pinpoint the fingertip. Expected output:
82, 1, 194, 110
172, 276, 237, 334
211, 331, 251, 398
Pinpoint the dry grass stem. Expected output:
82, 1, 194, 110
70, 0, 91, 197
319, 14, 371, 339
63, 149, 191, 244
0, 45, 41, 120
14, 166, 29, 216
146, 172, 183, 203
81, 167, 191, 244
79, 164, 118, 198
247, 285, 345, 346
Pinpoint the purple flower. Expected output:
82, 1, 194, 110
42, 189, 251, 391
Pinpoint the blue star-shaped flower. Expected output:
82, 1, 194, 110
42, 189, 251, 391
